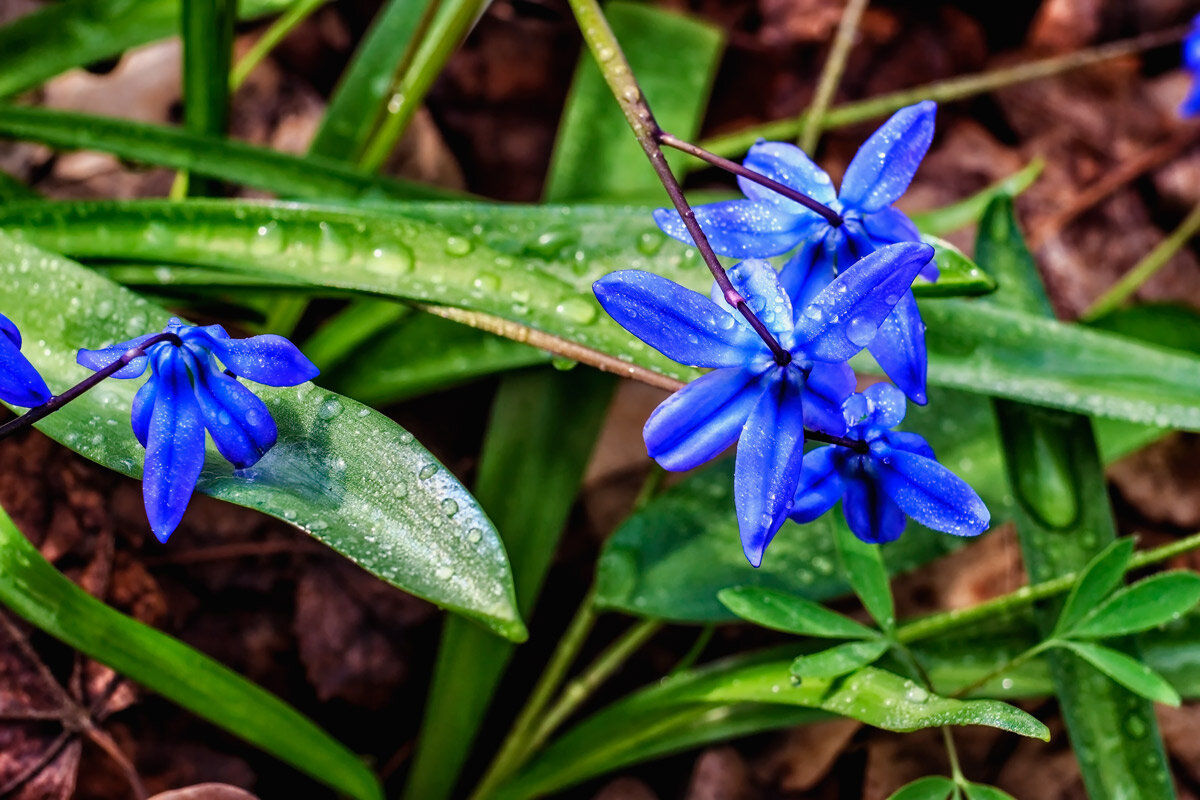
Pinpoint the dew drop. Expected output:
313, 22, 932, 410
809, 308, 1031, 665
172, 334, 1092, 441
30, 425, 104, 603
418, 463, 439, 480
435, 566, 454, 581
467, 528, 483, 544
444, 236, 474, 257
441, 498, 459, 517
317, 397, 344, 421
554, 297, 597, 325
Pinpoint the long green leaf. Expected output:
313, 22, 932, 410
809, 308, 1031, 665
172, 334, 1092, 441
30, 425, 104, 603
0, 504, 381, 800
1069, 572, 1200, 639
0, 231, 524, 640
0, 108, 451, 201
1056, 641, 1181, 706
309, 0, 438, 161
718, 586, 878, 639
981, 194, 1174, 799
887, 776, 955, 800
832, 509, 896, 633
7, 199, 1200, 429
180, 0, 235, 197
1052, 538, 1134, 636
0, 0, 296, 99
790, 639, 890, 679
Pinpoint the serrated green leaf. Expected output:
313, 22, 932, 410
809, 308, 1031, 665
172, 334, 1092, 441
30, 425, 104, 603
791, 639, 890, 679
0, 0, 294, 99
0, 108, 451, 201
1070, 572, 1200, 640
1056, 641, 1181, 706
1053, 538, 1134, 636
718, 586, 878, 639
0, 231, 524, 640
0, 503, 382, 800
833, 510, 896, 633
886, 776, 956, 800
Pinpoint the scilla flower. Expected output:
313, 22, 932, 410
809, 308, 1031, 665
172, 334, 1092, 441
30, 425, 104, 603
0, 312, 52, 407
78, 319, 318, 542
594, 241, 934, 566
655, 102, 937, 404
1183, 14, 1200, 117
789, 382, 989, 544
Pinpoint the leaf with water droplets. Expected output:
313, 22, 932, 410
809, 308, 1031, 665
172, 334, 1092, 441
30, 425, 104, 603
1067, 572, 1200, 640
0, 232, 525, 641
790, 639, 889, 679
718, 586, 878, 639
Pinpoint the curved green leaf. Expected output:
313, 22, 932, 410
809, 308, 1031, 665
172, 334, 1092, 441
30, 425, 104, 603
887, 776, 955, 800
1056, 641, 1181, 706
791, 639, 890, 679
1070, 572, 1200, 640
0, 108, 451, 201
1052, 538, 1134, 636
0, 504, 381, 800
0, 231, 524, 640
0, 0, 296, 99
833, 509, 896, 633
718, 586, 877, 639
963, 783, 1017, 800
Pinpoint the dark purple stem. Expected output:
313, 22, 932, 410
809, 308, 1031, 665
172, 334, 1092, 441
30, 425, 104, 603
0, 332, 182, 441
807, 429, 869, 454
657, 131, 843, 228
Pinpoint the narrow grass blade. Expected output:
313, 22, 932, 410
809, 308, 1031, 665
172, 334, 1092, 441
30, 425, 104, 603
180, 0, 236, 197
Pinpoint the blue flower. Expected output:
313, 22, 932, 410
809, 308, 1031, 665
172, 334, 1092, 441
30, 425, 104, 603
1183, 15, 1200, 117
594, 242, 934, 566
0, 312, 52, 408
78, 319, 318, 542
789, 382, 989, 544
654, 102, 938, 404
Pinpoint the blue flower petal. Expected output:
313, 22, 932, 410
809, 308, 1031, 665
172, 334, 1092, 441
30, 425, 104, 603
866, 290, 928, 404
0, 312, 21, 347
861, 207, 921, 246
727, 258, 795, 339
182, 325, 318, 387
741, 141, 838, 212
789, 446, 844, 523
594, 271, 763, 367
839, 101, 936, 214
1183, 80, 1200, 118
141, 354, 207, 542
862, 382, 907, 430
644, 367, 765, 471
883, 430, 936, 459
735, 371, 807, 567
874, 447, 990, 537
0, 326, 51, 407
794, 241, 934, 363
76, 333, 160, 379
778, 234, 834, 310
131, 374, 158, 447
843, 472, 907, 544
653, 201, 806, 258
803, 361, 855, 435
190, 353, 278, 469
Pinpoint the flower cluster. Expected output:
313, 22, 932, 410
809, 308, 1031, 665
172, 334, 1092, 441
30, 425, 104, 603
595, 102, 990, 565
77, 319, 318, 542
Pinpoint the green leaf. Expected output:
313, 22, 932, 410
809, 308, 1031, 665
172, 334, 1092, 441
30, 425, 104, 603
791, 639, 890, 679
718, 586, 878, 639
180, 0, 235, 197
981, 195, 1174, 800
544, 1, 723, 203
1056, 641, 1181, 706
308, 0, 438, 161
0, 108, 452, 200
0, 0, 295, 99
886, 776, 956, 800
1070, 572, 1200, 639
0, 169, 37, 202
833, 510, 896, 634
963, 782, 1018, 800
921, 235, 997, 297
1089, 303, 1200, 355
0, 504, 382, 800
0, 231, 524, 640
1052, 538, 1135, 636
500, 654, 1046, 800
909, 159, 1044, 237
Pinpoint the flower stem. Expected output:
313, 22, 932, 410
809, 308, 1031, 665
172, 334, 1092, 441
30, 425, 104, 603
895, 530, 1200, 645
949, 640, 1053, 698
469, 587, 600, 800
0, 332, 181, 441
799, 0, 870, 153
563, 0, 793, 366
697, 25, 1189, 160
1082, 197, 1200, 320
657, 132, 842, 227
